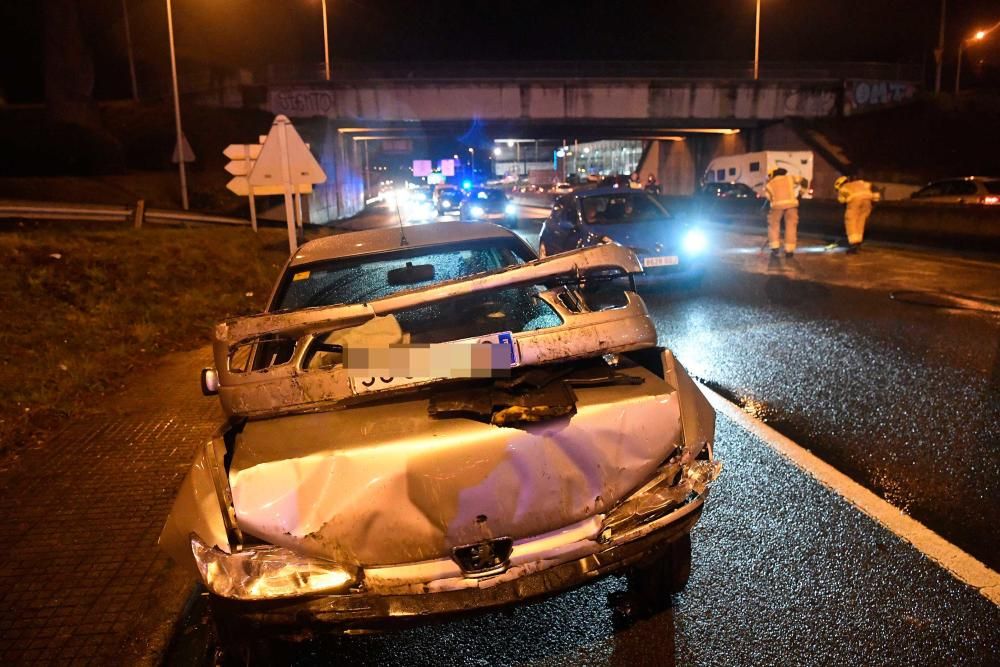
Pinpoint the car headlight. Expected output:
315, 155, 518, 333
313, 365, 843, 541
442, 200, 452, 208
470, 205, 485, 218
191, 534, 357, 600
505, 203, 516, 216
682, 228, 708, 255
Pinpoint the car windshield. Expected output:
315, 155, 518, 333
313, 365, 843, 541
392, 285, 562, 344
581, 193, 669, 224
273, 239, 535, 311
470, 189, 506, 203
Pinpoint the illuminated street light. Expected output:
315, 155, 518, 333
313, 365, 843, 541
955, 23, 997, 94
753, 0, 761, 81
493, 147, 502, 157
165, 0, 188, 209
321, 0, 331, 81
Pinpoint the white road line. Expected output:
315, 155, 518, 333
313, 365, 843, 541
700, 384, 1000, 607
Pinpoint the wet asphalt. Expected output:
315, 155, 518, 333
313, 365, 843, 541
643, 261, 1000, 572
166, 209, 1000, 664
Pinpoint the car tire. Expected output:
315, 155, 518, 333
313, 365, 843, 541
627, 532, 692, 604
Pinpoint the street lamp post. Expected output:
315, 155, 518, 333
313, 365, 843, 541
753, 0, 761, 81
321, 0, 331, 81
165, 0, 188, 210
956, 29, 989, 95
121, 0, 139, 101
934, 0, 946, 94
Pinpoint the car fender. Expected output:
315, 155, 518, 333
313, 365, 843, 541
159, 429, 240, 574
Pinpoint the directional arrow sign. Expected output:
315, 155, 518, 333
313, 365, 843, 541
224, 143, 265, 194
226, 178, 312, 197
225, 161, 251, 177
223, 143, 263, 161
249, 115, 326, 187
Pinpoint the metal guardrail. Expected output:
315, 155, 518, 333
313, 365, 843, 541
0, 201, 250, 228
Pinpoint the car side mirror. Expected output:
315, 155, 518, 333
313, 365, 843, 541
201, 367, 220, 396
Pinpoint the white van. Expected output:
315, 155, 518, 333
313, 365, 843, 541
703, 151, 814, 198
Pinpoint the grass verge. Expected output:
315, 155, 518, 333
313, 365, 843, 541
0, 220, 300, 462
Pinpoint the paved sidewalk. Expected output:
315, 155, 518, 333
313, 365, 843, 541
0, 347, 219, 665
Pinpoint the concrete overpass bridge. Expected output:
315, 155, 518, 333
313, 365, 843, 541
192, 61, 921, 221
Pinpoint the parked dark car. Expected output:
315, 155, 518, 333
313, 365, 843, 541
539, 187, 709, 283
695, 181, 763, 218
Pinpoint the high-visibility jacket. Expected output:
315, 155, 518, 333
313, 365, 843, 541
836, 179, 875, 204
764, 174, 802, 210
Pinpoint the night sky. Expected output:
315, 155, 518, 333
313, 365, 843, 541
1, 0, 998, 103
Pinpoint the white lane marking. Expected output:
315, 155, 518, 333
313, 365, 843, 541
700, 384, 1000, 607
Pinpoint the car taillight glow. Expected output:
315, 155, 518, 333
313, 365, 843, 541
981, 196, 999, 205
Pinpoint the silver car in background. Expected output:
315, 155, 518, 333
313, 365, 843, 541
909, 176, 1000, 205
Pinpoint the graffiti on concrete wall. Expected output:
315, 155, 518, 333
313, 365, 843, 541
271, 90, 338, 117
844, 80, 917, 115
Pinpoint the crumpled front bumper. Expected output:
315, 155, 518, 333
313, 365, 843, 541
208, 490, 708, 637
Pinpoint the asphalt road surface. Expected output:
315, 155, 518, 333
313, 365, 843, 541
168, 205, 1000, 664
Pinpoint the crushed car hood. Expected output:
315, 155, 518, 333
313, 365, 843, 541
229, 363, 682, 566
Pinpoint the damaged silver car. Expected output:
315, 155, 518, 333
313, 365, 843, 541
160, 222, 719, 639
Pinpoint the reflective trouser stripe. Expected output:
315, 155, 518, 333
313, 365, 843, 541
845, 199, 872, 245
767, 206, 799, 252
769, 198, 798, 208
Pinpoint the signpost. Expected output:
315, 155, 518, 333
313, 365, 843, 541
248, 115, 326, 253
224, 143, 263, 231
172, 132, 196, 164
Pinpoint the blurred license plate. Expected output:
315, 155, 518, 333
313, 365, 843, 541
348, 332, 519, 396
643, 256, 679, 267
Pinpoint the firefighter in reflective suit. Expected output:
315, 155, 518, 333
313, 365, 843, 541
835, 175, 876, 254
764, 168, 805, 257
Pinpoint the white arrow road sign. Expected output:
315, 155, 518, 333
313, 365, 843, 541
225, 161, 250, 177
223, 143, 263, 161
223, 143, 267, 231
226, 178, 313, 197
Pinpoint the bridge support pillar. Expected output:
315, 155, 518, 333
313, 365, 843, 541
301, 123, 366, 224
